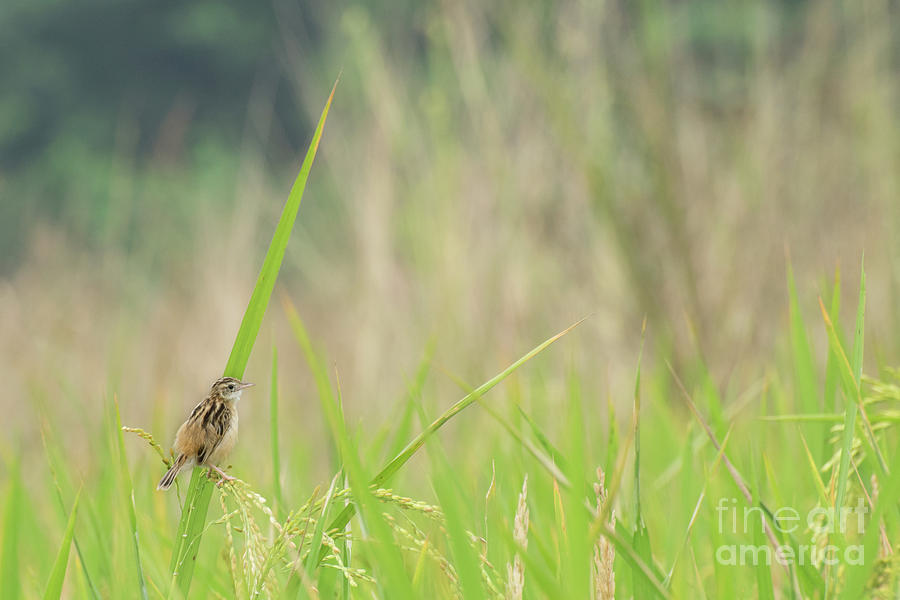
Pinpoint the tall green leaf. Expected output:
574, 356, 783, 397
823, 266, 842, 413
166, 78, 337, 599
309, 315, 586, 543
841, 439, 900, 599
114, 397, 148, 599
632, 322, 656, 598
270, 344, 283, 513
299, 328, 415, 596
39, 424, 101, 600
787, 260, 818, 414
824, 260, 886, 515
419, 408, 484, 599
42, 490, 81, 600
563, 369, 591, 600
1, 458, 22, 599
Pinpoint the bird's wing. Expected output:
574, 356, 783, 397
173, 397, 233, 465
197, 402, 231, 464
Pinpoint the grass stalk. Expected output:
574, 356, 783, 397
165, 78, 337, 598
42, 489, 81, 600
312, 316, 588, 545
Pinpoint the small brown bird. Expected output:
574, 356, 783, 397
157, 376, 254, 490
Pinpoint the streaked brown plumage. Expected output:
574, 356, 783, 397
157, 376, 254, 490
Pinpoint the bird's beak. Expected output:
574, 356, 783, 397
239, 382, 255, 390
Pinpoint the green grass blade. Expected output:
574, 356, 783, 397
282, 299, 341, 467
438, 367, 570, 486
823, 265, 842, 414
339, 473, 351, 600
433, 465, 485, 598
758, 414, 843, 422
563, 369, 591, 600
829, 259, 871, 596
841, 439, 900, 599
417, 401, 484, 599
303, 473, 340, 578
386, 348, 433, 461
850, 256, 865, 385
602, 523, 670, 600
605, 395, 619, 489
665, 427, 733, 588
820, 261, 888, 494
585, 422, 668, 598
488, 405, 570, 487
42, 489, 81, 600
285, 300, 414, 592
167, 78, 337, 599
375, 317, 585, 489
318, 360, 415, 596
317, 317, 586, 541
516, 404, 569, 472
167, 471, 213, 598
787, 260, 819, 414
39, 424, 101, 600
798, 431, 829, 506
222, 79, 337, 379
751, 498, 775, 600
632, 321, 656, 598
750, 441, 775, 600
669, 362, 825, 596
1, 458, 22, 599
114, 397, 148, 600
270, 344, 283, 513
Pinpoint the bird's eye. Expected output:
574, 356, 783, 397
228, 384, 235, 391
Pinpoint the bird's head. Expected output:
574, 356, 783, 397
211, 376, 254, 402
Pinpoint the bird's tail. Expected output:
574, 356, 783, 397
157, 454, 187, 490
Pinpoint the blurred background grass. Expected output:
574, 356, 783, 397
3, 2, 896, 398
1, 0, 899, 548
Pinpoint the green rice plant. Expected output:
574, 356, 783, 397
285, 301, 590, 596
314, 316, 588, 544
39, 424, 101, 600
841, 439, 900, 598
322, 367, 417, 597
385, 350, 433, 466
1, 458, 23, 599
749, 445, 775, 600
269, 345, 283, 515
42, 489, 80, 600
301, 469, 341, 581
631, 323, 655, 599
669, 362, 826, 597
440, 350, 670, 598
114, 397, 148, 599
286, 300, 418, 595
831, 260, 870, 522
823, 266, 843, 420
15, 150, 900, 600
787, 259, 825, 456
166, 78, 338, 599
424, 429, 486, 599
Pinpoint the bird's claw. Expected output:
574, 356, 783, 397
208, 466, 235, 487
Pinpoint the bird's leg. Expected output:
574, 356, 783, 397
208, 464, 235, 487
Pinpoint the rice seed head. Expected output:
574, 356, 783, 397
505, 474, 528, 600
373, 488, 444, 519
122, 425, 172, 466
591, 467, 615, 600
384, 513, 459, 590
